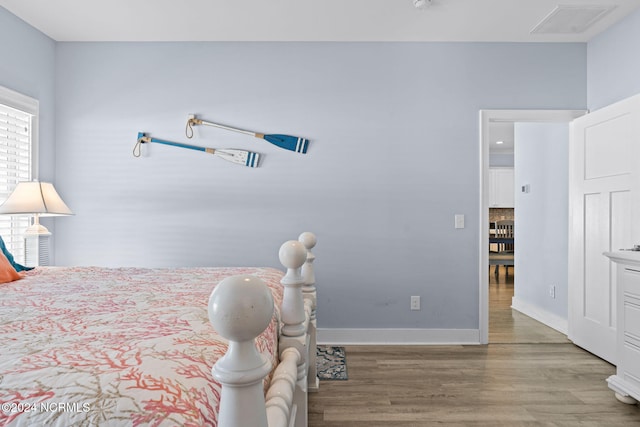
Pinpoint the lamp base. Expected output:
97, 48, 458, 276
25, 234, 50, 267
24, 223, 52, 236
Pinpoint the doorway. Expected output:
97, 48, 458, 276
478, 109, 586, 344
487, 121, 515, 285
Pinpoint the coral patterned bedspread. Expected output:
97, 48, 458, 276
0, 266, 284, 427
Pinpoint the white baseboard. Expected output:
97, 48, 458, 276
511, 296, 568, 335
317, 328, 480, 345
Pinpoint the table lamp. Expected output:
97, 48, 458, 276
0, 181, 73, 266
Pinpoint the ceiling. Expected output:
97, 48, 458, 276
489, 122, 515, 155
1, 0, 639, 42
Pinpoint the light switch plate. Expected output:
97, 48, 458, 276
455, 214, 464, 229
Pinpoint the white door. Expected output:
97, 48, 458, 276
568, 93, 640, 364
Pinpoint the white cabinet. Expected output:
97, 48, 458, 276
603, 251, 640, 405
489, 168, 514, 208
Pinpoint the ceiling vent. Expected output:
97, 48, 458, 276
531, 5, 616, 34
413, 0, 433, 9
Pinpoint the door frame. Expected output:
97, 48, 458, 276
478, 109, 587, 344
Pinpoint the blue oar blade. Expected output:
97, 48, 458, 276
262, 134, 309, 154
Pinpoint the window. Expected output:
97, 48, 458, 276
0, 86, 38, 264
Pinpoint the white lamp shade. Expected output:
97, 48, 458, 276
0, 181, 73, 216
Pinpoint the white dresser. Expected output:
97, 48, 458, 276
603, 251, 640, 405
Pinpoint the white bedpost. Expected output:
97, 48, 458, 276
208, 275, 274, 427
298, 231, 319, 392
278, 240, 310, 427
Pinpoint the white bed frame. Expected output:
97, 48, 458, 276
208, 232, 318, 427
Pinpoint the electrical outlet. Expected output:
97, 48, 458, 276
549, 285, 556, 299
411, 296, 421, 311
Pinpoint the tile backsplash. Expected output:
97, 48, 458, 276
489, 208, 514, 222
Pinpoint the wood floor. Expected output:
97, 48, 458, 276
308, 267, 640, 426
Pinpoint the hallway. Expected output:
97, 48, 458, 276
489, 267, 569, 344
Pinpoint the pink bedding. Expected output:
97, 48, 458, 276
0, 266, 285, 426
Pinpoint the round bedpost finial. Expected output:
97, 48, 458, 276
298, 231, 317, 250
209, 275, 273, 427
278, 240, 307, 272
279, 240, 307, 338
208, 275, 274, 344
299, 232, 316, 288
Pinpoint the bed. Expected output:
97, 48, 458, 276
0, 232, 318, 427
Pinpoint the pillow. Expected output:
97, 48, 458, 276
0, 250, 21, 283
0, 235, 33, 272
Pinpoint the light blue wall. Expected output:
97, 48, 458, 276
53, 41, 586, 331
0, 7, 57, 256
587, 7, 640, 111
513, 123, 569, 321
0, 7, 56, 179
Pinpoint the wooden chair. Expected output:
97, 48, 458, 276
490, 220, 514, 276
495, 220, 514, 252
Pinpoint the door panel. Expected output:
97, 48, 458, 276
584, 113, 633, 179
583, 193, 609, 324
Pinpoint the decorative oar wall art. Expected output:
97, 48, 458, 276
185, 114, 309, 154
133, 132, 260, 168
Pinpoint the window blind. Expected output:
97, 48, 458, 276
0, 103, 33, 264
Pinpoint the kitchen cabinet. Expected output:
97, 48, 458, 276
489, 167, 514, 208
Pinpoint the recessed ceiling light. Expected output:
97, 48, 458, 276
496, 140, 504, 145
